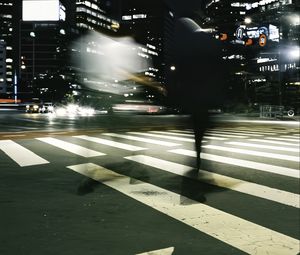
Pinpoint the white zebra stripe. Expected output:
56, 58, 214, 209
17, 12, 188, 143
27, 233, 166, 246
226, 141, 299, 153
168, 149, 299, 178
126, 154, 299, 208
0, 140, 49, 167
36, 137, 104, 157
74, 135, 146, 151
67, 163, 300, 255
102, 133, 180, 147
203, 145, 300, 162
249, 139, 299, 147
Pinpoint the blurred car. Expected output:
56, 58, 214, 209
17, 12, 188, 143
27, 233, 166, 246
25, 103, 40, 113
39, 102, 54, 113
112, 103, 167, 114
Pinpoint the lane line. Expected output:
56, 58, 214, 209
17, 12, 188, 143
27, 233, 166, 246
248, 139, 300, 147
102, 133, 180, 147
0, 140, 49, 167
36, 137, 105, 157
169, 149, 300, 178
226, 141, 299, 153
67, 163, 300, 255
128, 132, 227, 141
126, 154, 299, 208
203, 145, 300, 162
74, 135, 146, 151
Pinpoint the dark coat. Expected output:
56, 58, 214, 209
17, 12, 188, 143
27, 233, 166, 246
174, 18, 228, 113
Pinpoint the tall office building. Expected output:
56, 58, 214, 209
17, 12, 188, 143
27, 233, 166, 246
0, 0, 15, 95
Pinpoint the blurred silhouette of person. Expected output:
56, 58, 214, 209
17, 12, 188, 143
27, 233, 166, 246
173, 17, 228, 170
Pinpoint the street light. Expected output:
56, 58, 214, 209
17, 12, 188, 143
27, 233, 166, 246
30, 32, 35, 81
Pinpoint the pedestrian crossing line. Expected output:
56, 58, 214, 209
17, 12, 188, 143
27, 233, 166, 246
204, 132, 248, 138
36, 137, 105, 158
150, 131, 194, 137
67, 163, 300, 255
0, 140, 49, 167
211, 128, 269, 136
128, 132, 196, 142
153, 130, 248, 139
128, 132, 227, 141
169, 129, 193, 134
203, 145, 300, 162
126, 154, 299, 208
226, 141, 300, 153
102, 133, 181, 147
266, 137, 300, 143
280, 135, 300, 139
73, 135, 146, 151
168, 149, 300, 178
248, 139, 300, 147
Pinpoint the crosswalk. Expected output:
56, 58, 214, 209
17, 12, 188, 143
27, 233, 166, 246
0, 126, 299, 254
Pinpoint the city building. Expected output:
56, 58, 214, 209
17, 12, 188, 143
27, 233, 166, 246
0, 0, 14, 95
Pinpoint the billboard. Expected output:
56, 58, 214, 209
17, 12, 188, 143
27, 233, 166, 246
22, 0, 65, 21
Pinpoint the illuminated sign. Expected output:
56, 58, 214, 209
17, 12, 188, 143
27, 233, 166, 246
22, 0, 65, 21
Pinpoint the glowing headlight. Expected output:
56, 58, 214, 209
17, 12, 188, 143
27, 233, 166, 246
26, 105, 30, 109
33, 105, 39, 109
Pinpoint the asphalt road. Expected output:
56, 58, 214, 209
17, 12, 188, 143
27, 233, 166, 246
0, 111, 299, 255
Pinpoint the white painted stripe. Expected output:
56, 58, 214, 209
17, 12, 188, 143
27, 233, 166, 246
0, 140, 49, 167
103, 133, 180, 147
249, 139, 300, 147
169, 129, 193, 134
2, 134, 26, 137
67, 163, 300, 255
126, 155, 193, 173
129, 132, 226, 141
266, 137, 300, 143
136, 247, 174, 255
226, 141, 299, 153
152, 130, 247, 138
74, 135, 146, 151
280, 135, 300, 139
212, 128, 276, 135
205, 132, 248, 138
150, 131, 194, 137
127, 154, 299, 208
36, 137, 104, 157
168, 149, 300, 178
128, 132, 195, 142
203, 145, 300, 162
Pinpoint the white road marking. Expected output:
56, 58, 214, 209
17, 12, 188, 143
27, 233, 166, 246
126, 154, 299, 208
102, 133, 180, 147
2, 134, 26, 137
136, 247, 174, 255
0, 140, 49, 167
150, 131, 194, 137
74, 135, 146, 151
266, 137, 300, 143
226, 141, 299, 153
129, 132, 226, 141
203, 145, 300, 162
67, 163, 300, 255
169, 149, 300, 178
280, 135, 300, 139
249, 139, 300, 147
36, 137, 105, 157
128, 132, 196, 142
